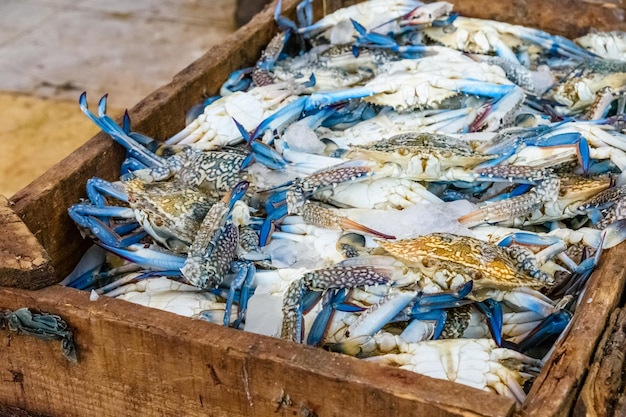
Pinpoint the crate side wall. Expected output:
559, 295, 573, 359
0, 286, 516, 417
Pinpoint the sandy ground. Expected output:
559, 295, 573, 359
0, 0, 240, 198
0, 93, 115, 197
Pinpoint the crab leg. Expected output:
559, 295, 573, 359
516, 309, 572, 354
181, 181, 249, 289
282, 264, 391, 343
458, 166, 561, 227
80, 93, 166, 170
97, 242, 186, 271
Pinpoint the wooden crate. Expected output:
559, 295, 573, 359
2, 1, 626, 415
574, 308, 626, 417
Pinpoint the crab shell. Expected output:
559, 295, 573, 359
545, 59, 626, 113
346, 132, 496, 180
125, 178, 215, 253
375, 233, 549, 291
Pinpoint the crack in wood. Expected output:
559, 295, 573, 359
206, 364, 222, 386
273, 388, 292, 412
7, 369, 25, 396
242, 359, 253, 407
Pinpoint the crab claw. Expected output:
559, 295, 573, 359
352, 19, 431, 57
232, 118, 287, 170
79, 92, 166, 170
282, 265, 391, 343
517, 309, 572, 354
458, 166, 560, 227
307, 289, 355, 346
301, 204, 396, 240
96, 242, 186, 271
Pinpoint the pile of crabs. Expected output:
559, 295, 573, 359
65, 0, 626, 403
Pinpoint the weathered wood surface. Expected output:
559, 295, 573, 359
0, 196, 54, 289
0, 403, 47, 417
0, 285, 516, 417
450, 0, 626, 38
574, 308, 626, 417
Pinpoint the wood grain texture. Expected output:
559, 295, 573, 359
0, 196, 54, 289
448, 0, 626, 37
0, 285, 515, 417
574, 308, 626, 417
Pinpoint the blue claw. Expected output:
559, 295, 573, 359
485, 184, 533, 203
411, 281, 474, 312
475, 299, 504, 347
352, 19, 430, 57
302, 290, 324, 314
221, 68, 254, 95
79, 92, 166, 170
295, 0, 313, 27
497, 231, 560, 248
518, 309, 572, 354
231, 118, 287, 170
227, 261, 256, 328
527, 132, 591, 173
97, 242, 186, 271
274, 0, 299, 32
85, 177, 128, 208
307, 289, 350, 346
250, 96, 309, 142
260, 204, 288, 246
225, 180, 249, 213
516, 26, 596, 60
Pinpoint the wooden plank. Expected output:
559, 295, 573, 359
0, 196, 54, 289
573, 308, 626, 417
448, 0, 626, 37
0, 403, 47, 417
0, 285, 516, 417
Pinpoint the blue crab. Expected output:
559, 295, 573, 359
458, 165, 612, 228
280, 232, 556, 345
365, 338, 542, 403
422, 16, 593, 64
545, 59, 626, 116
93, 181, 256, 327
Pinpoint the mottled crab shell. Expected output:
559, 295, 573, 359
347, 132, 496, 176
376, 232, 548, 290
125, 178, 215, 252
545, 59, 626, 112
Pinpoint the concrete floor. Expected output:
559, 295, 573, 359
0, 0, 238, 197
